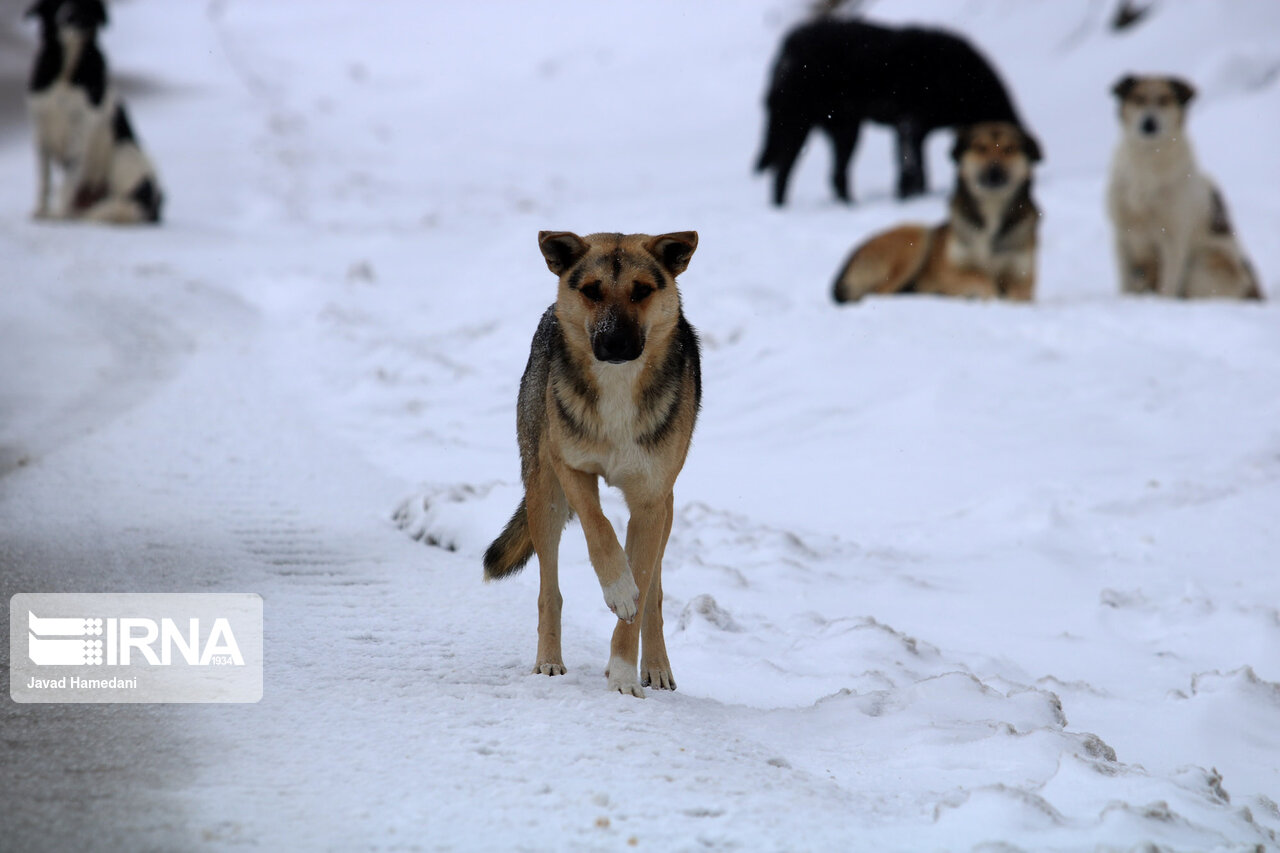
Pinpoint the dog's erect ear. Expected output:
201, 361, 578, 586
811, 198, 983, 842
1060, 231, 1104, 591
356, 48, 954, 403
645, 232, 699, 277
950, 126, 972, 163
1111, 74, 1139, 101
81, 0, 108, 27
24, 0, 56, 19
538, 231, 590, 276
1020, 129, 1044, 163
29, 0, 109, 27
1169, 77, 1196, 105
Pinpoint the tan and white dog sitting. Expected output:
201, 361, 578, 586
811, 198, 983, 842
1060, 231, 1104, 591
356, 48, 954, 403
832, 122, 1042, 303
1108, 74, 1260, 300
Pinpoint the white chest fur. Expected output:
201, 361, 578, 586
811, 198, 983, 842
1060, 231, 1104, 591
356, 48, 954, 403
29, 82, 94, 163
949, 191, 1010, 270
1110, 141, 1202, 224
561, 360, 657, 489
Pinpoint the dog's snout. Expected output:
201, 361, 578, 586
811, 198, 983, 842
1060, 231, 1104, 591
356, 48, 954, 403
592, 331, 643, 363
1140, 114, 1159, 136
978, 162, 1008, 189
590, 312, 644, 364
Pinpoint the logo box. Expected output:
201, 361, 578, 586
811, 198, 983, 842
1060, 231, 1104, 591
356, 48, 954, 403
10, 593, 262, 703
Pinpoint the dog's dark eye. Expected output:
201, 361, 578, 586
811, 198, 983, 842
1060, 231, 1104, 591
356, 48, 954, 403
631, 283, 654, 303
580, 281, 604, 302
1155, 95, 1171, 106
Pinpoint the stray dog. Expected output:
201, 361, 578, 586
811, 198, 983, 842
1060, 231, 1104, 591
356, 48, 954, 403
26, 0, 163, 224
1108, 74, 1261, 300
756, 18, 1026, 206
484, 231, 701, 698
833, 122, 1041, 303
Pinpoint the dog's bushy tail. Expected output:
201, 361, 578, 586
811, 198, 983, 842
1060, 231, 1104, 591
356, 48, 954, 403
483, 497, 535, 580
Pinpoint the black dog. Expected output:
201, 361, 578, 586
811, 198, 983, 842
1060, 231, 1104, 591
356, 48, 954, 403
755, 18, 1027, 207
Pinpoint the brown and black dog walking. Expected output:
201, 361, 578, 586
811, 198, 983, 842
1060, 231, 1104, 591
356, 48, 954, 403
485, 231, 701, 698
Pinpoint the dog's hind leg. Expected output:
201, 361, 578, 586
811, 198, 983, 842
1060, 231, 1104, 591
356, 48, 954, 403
895, 119, 927, 198
526, 468, 571, 676
833, 225, 934, 303
826, 117, 862, 204
1186, 243, 1263, 300
639, 492, 676, 691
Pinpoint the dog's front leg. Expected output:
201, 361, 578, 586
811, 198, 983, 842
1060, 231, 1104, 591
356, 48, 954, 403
934, 267, 998, 300
607, 494, 669, 698
1114, 234, 1154, 294
895, 119, 927, 198
553, 462, 638, 624
827, 117, 862, 203
526, 468, 569, 676
638, 492, 676, 691
57, 160, 84, 219
997, 252, 1037, 302
999, 275, 1035, 302
33, 148, 52, 219
1155, 229, 1192, 298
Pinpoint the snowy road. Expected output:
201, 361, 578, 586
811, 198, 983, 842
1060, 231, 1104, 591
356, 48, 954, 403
2, 1, 1279, 850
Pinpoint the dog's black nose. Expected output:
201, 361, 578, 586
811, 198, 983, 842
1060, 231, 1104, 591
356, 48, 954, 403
978, 163, 1008, 189
1140, 115, 1159, 136
592, 335, 642, 363
591, 320, 644, 364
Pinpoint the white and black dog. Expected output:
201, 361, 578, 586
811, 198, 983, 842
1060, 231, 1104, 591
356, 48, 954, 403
26, 0, 162, 224
1107, 75, 1260, 300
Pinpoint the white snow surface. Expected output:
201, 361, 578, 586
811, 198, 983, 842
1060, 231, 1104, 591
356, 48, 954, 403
2, 1, 1279, 850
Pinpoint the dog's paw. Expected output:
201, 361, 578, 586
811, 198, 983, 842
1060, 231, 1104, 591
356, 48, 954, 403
641, 664, 676, 691
601, 573, 639, 623
606, 657, 645, 698
532, 660, 566, 676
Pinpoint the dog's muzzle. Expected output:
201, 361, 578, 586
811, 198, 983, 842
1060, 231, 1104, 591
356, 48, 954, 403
977, 163, 1009, 189
590, 311, 644, 364
1140, 114, 1160, 137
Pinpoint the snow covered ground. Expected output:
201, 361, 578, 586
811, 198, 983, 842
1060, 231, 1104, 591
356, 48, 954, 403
2, 0, 1278, 849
